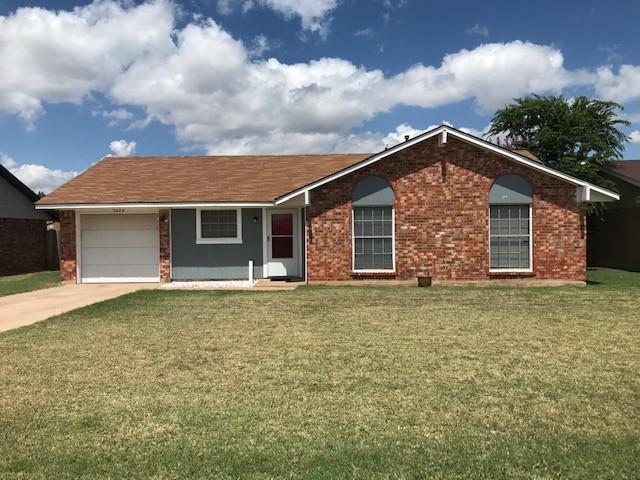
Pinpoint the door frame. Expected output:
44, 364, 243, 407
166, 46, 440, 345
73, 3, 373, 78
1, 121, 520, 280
262, 208, 301, 278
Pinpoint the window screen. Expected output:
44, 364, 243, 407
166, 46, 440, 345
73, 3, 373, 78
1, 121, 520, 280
201, 210, 238, 239
353, 206, 393, 270
490, 205, 530, 269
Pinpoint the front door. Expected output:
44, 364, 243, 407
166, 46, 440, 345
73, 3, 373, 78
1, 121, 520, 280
267, 210, 299, 277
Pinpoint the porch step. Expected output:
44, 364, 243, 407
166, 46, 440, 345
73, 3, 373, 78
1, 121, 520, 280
253, 278, 302, 290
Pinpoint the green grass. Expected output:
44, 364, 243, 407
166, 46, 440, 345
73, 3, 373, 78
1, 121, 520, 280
0, 271, 60, 297
587, 267, 640, 287
0, 272, 639, 479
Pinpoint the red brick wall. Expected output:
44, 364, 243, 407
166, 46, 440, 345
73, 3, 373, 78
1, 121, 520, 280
59, 210, 77, 283
0, 218, 47, 276
306, 136, 586, 282
159, 209, 171, 282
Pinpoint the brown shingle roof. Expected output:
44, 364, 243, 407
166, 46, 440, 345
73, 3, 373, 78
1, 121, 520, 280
514, 149, 543, 163
612, 160, 640, 183
38, 154, 371, 205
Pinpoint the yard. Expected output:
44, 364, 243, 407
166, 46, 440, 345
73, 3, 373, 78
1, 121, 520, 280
0, 271, 60, 297
0, 269, 638, 479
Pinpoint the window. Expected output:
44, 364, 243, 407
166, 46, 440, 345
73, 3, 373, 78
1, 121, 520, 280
196, 208, 242, 244
489, 205, 531, 269
489, 175, 532, 271
353, 207, 394, 270
352, 176, 395, 271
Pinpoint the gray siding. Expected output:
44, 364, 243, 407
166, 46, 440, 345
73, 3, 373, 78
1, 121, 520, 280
0, 175, 49, 220
171, 208, 264, 280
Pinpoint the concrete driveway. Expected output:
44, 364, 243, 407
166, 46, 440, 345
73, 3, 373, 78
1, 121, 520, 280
0, 284, 154, 333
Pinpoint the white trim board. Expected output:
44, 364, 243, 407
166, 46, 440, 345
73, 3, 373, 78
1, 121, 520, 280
195, 207, 243, 245
275, 125, 619, 205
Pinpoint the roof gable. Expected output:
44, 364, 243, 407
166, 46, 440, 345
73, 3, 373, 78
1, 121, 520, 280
275, 125, 619, 204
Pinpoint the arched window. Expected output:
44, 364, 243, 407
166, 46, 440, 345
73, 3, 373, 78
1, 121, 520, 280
352, 176, 395, 271
489, 175, 533, 271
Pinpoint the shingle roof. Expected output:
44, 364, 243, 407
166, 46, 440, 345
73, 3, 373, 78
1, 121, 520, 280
612, 160, 640, 183
37, 154, 371, 205
514, 149, 542, 163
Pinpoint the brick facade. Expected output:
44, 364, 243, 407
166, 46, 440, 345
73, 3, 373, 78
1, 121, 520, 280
159, 209, 171, 282
306, 136, 586, 282
0, 218, 47, 276
59, 210, 77, 283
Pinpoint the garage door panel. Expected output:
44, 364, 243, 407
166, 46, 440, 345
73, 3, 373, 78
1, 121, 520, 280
82, 214, 158, 230
81, 264, 160, 282
82, 247, 159, 266
80, 214, 160, 283
82, 229, 159, 248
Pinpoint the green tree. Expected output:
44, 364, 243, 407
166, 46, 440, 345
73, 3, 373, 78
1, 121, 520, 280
488, 95, 630, 190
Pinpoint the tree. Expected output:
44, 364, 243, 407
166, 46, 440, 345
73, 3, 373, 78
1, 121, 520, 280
488, 95, 630, 190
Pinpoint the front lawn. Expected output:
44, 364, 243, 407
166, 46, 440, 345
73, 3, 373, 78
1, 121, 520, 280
0, 274, 638, 478
0, 271, 60, 297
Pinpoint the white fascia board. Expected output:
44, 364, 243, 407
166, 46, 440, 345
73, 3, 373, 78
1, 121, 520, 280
275, 125, 620, 204
36, 202, 275, 210
275, 127, 445, 205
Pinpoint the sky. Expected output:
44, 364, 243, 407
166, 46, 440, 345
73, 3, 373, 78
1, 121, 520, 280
1, 0, 640, 193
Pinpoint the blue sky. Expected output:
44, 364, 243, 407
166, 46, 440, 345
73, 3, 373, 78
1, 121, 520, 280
0, 0, 639, 192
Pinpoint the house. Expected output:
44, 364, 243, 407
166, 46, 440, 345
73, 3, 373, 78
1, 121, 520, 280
0, 163, 56, 276
588, 160, 640, 271
36, 126, 619, 284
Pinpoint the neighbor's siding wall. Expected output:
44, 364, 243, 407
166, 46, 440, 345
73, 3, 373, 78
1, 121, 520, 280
306, 136, 586, 282
171, 208, 264, 280
588, 175, 640, 271
0, 175, 50, 220
59, 210, 77, 283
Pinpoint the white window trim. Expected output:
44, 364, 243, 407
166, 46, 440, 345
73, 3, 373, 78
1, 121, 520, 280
488, 204, 533, 273
351, 206, 396, 273
196, 207, 243, 245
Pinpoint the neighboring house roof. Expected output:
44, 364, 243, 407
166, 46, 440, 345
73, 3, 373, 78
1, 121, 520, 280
606, 160, 640, 188
36, 125, 619, 209
0, 163, 40, 203
514, 149, 542, 163
37, 154, 370, 206
0, 163, 57, 220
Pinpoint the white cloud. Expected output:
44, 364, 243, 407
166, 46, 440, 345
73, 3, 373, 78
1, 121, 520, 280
217, 0, 337, 37
0, 0, 174, 127
354, 28, 374, 37
629, 131, 640, 143
332, 122, 492, 153
388, 41, 589, 112
466, 24, 489, 37
110, 23, 585, 153
95, 108, 135, 126
0, 152, 17, 169
0, 2, 621, 155
1, 152, 76, 193
595, 65, 640, 103
109, 140, 137, 156
248, 34, 272, 58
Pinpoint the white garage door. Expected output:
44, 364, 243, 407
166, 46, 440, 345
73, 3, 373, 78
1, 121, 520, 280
80, 214, 160, 283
